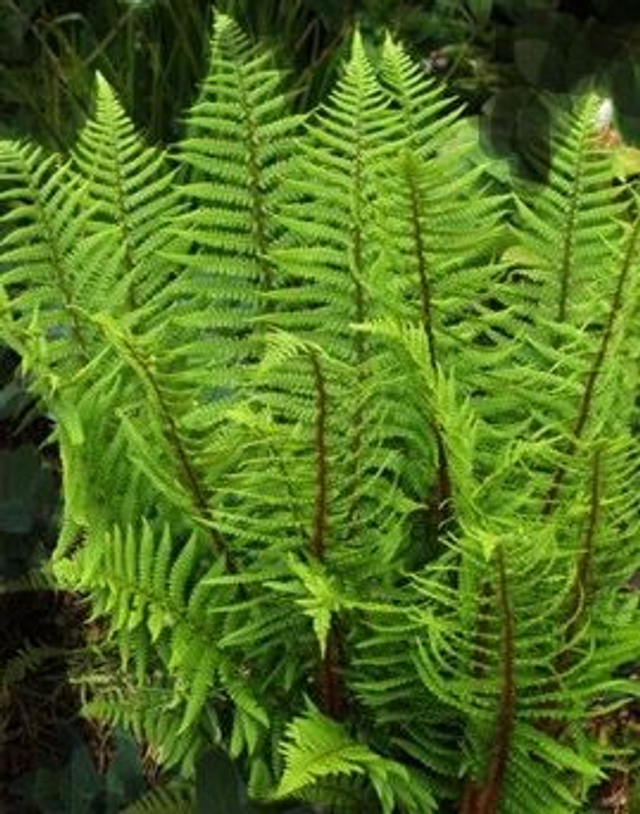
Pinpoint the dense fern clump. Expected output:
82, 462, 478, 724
2, 13, 640, 813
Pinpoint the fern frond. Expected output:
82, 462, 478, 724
262, 34, 417, 574
0, 142, 94, 372
379, 35, 462, 157
270, 29, 401, 358
72, 74, 183, 321
168, 13, 300, 393
493, 96, 627, 444
88, 314, 232, 560
275, 703, 437, 813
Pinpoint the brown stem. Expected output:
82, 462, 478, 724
567, 447, 602, 639
318, 624, 346, 721
543, 448, 602, 729
120, 334, 232, 569
430, 428, 453, 534
461, 548, 516, 814
543, 218, 640, 514
404, 150, 453, 537
308, 351, 346, 719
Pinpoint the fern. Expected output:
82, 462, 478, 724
275, 703, 437, 813
0, 143, 94, 373
2, 12, 640, 814
167, 14, 301, 394
72, 74, 182, 321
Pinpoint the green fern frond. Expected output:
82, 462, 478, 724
493, 96, 627, 443
275, 703, 437, 813
72, 74, 183, 320
261, 34, 424, 573
270, 29, 401, 359
168, 13, 301, 396
0, 142, 95, 372
89, 314, 230, 556
379, 35, 462, 157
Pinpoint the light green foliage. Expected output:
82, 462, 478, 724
2, 11, 640, 813
276, 703, 437, 813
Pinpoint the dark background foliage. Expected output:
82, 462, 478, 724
2, 0, 640, 810
2, 1, 640, 150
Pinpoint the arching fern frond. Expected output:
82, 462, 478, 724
493, 95, 628, 450
275, 703, 437, 813
168, 13, 301, 395
72, 74, 183, 322
379, 35, 462, 157
0, 142, 95, 374
365, 135, 505, 549
88, 313, 231, 561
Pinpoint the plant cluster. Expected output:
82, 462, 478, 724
2, 13, 640, 813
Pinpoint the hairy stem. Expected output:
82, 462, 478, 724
543, 217, 640, 514
318, 624, 346, 721
550, 447, 602, 685
461, 547, 516, 814
121, 334, 232, 568
309, 350, 346, 719
404, 151, 452, 537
